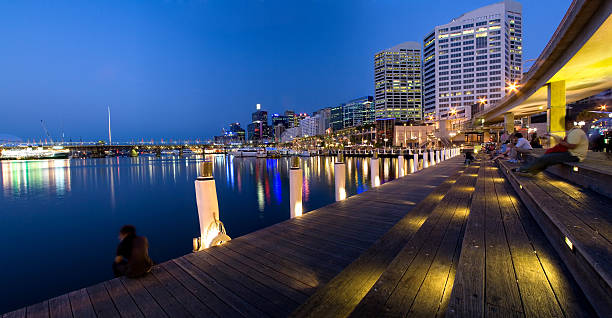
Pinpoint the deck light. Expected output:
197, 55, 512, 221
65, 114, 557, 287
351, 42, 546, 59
565, 236, 573, 251
573, 166, 579, 172
519, 184, 523, 190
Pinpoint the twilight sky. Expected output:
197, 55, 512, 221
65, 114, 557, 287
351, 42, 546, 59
0, 0, 570, 141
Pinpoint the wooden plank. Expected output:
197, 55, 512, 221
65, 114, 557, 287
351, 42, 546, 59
25, 301, 49, 318
290, 170, 461, 318
446, 162, 487, 318
104, 278, 144, 318
120, 277, 168, 318
67, 289, 95, 318
350, 165, 478, 317
502, 177, 597, 318
2, 308, 26, 318
161, 260, 249, 317
205, 243, 316, 294
86, 283, 120, 318
492, 166, 565, 317
242, 227, 351, 271
483, 165, 523, 316
48, 294, 72, 318
150, 266, 216, 317
386, 166, 477, 317
534, 174, 612, 243
137, 271, 192, 318
240, 230, 347, 275
223, 240, 331, 286
187, 250, 308, 305
177, 254, 292, 318
170, 258, 268, 318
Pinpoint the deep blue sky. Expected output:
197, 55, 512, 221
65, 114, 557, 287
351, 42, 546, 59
0, 0, 570, 141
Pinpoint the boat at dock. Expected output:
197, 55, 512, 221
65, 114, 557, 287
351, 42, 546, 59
0, 147, 70, 160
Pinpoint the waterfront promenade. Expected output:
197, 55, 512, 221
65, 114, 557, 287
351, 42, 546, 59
4, 153, 611, 317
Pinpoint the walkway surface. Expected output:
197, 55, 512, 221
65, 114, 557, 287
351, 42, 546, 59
2, 157, 465, 318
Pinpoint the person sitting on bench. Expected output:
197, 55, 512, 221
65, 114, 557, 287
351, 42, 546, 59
514, 120, 588, 176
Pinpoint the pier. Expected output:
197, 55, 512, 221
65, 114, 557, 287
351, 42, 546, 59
4, 147, 612, 317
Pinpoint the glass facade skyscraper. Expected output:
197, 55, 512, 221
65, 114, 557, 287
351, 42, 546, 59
374, 41, 422, 122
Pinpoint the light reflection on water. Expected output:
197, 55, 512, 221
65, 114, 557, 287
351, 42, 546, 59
0, 155, 401, 313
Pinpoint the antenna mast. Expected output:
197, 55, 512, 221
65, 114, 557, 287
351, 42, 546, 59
108, 106, 112, 145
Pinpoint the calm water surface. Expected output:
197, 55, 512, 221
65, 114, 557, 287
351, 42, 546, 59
0, 155, 401, 312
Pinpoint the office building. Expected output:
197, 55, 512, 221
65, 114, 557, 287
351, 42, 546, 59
343, 96, 374, 128
422, 0, 523, 121
314, 107, 332, 135
300, 116, 319, 137
374, 41, 423, 121
330, 104, 344, 131
248, 106, 270, 141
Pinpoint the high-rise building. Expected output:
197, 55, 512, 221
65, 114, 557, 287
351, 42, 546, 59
422, 0, 523, 122
330, 104, 344, 131
314, 108, 332, 135
300, 116, 319, 137
284, 110, 297, 128
343, 96, 374, 128
248, 106, 270, 141
374, 42, 422, 122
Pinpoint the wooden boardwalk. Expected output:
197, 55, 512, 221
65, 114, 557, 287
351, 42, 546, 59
293, 159, 596, 317
2, 157, 465, 318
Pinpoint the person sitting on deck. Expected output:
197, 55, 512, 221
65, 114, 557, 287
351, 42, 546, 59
513, 120, 588, 176
464, 151, 474, 165
510, 132, 533, 162
113, 225, 153, 278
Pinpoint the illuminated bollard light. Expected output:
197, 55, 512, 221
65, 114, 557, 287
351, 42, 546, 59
194, 161, 230, 250
430, 150, 436, 166
371, 152, 380, 187
290, 157, 303, 218
412, 152, 418, 172
436, 150, 441, 164
398, 154, 405, 177
334, 153, 346, 201
423, 150, 429, 168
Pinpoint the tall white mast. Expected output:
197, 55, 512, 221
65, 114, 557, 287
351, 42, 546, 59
108, 106, 112, 145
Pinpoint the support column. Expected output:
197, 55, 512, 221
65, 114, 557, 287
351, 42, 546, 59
195, 161, 221, 249
398, 154, 405, 177
334, 154, 346, 201
289, 157, 303, 218
423, 150, 429, 168
436, 150, 441, 163
412, 152, 418, 173
430, 150, 436, 166
504, 112, 515, 134
548, 80, 566, 147
371, 152, 380, 188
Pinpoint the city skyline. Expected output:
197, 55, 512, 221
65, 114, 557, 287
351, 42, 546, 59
0, 0, 570, 141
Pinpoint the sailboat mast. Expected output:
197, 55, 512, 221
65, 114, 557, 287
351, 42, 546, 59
108, 106, 112, 145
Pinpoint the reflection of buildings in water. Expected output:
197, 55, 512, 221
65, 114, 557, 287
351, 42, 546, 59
1, 159, 71, 197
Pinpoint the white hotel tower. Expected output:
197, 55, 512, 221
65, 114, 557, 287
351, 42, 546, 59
422, 0, 523, 122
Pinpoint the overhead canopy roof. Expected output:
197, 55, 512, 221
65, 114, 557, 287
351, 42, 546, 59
477, 0, 612, 123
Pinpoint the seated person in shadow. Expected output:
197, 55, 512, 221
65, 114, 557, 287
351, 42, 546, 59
113, 225, 153, 278
514, 118, 588, 176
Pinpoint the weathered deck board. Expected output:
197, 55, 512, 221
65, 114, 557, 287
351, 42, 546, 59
4, 157, 466, 317
67, 289, 96, 318
348, 163, 480, 317
448, 160, 596, 318
289, 170, 464, 318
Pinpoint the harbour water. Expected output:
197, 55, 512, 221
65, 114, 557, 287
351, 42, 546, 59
0, 155, 400, 313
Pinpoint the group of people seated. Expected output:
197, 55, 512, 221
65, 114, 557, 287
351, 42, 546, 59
491, 132, 534, 163
488, 120, 589, 176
